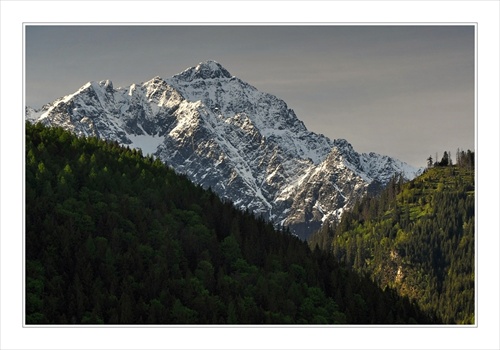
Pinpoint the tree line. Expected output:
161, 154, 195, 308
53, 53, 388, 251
427, 149, 474, 168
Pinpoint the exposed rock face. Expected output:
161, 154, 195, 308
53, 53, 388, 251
26, 60, 421, 239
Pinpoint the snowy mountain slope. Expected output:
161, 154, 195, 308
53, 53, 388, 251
26, 60, 421, 239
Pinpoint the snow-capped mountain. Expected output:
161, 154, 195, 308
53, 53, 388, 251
26, 60, 421, 239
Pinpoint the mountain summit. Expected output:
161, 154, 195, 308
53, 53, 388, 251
175, 60, 233, 81
26, 60, 421, 239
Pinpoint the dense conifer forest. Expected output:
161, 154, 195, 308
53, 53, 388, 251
25, 122, 437, 324
309, 153, 475, 324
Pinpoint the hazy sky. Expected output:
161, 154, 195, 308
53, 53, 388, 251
25, 25, 475, 168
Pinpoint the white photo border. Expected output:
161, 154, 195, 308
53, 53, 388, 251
1, 1, 499, 350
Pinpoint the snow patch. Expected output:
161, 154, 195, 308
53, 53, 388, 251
127, 133, 165, 156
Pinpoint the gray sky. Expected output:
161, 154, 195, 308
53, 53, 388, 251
25, 25, 475, 168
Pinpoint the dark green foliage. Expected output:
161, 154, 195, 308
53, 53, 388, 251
438, 151, 450, 166
25, 122, 436, 324
310, 160, 475, 324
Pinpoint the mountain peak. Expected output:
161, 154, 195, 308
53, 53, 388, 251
173, 60, 232, 82
26, 61, 421, 240
98, 79, 114, 93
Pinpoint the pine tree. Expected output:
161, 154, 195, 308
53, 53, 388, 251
427, 155, 433, 168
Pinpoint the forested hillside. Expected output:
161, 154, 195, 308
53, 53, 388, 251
309, 154, 475, 324
25, 122, 437, 324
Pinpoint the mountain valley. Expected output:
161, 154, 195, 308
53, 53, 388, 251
24, 61, 474, 325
